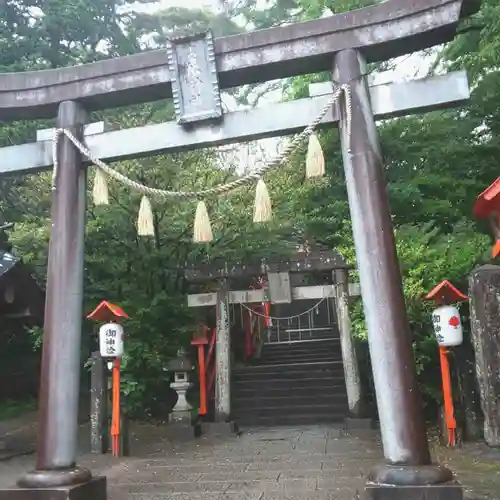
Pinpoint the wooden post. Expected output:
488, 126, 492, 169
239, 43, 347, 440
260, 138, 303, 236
18, 101, 93, 488
118, 414, 130, 457
334, 50, 454, 490
454, 341, 483, 441
469, 264, 500, 446
334, 269, 363, 417
215, 283, 231, 421
90, 351, 108, 454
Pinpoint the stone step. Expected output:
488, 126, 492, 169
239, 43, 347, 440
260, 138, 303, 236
257, 352, 342, 365
233, 361, 344, 379
233, 382, 345, 398
266, 330, 338, 343
232, 393, 348, 409
259, 346, 341, 361
262, 338, 341, 351
233, 371, 344, 383
233, 402, 348, 417
234, 412, 346, 427
233, 375, 345, 391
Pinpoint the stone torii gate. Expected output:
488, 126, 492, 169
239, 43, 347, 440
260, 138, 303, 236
0, 1, 481, 499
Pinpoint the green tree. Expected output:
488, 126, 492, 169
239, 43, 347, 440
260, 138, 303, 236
1, 0, 497, 419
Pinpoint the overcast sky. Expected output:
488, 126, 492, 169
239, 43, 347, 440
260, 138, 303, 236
128, 0, 433, 167
132, 0, 226, 12
131, 0, 432, 80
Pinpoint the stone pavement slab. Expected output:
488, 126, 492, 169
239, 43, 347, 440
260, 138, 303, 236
104, 425, 377, 500
0, 422, 499, 499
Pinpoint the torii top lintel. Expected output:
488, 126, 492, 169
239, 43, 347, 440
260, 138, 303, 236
0, 0, 480, 121
184, 249, 351, 283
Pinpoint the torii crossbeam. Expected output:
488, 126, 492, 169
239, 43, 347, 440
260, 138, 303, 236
0, 1, 481, 500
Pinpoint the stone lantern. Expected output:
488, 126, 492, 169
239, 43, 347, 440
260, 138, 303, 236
167, 348, 193, 423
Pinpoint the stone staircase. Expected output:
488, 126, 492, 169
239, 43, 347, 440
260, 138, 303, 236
231, 327, 349, 427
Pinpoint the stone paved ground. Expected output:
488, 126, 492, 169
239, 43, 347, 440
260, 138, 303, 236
105, 425, 380, 500
0, 422, 500, 499
0, 411, 37, 460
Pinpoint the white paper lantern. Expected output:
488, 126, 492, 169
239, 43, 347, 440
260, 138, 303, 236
431, 305, 463, 347
99, 322, 124, 358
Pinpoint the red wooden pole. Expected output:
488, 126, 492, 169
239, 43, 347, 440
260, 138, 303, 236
439, 346, 456, 446
111, 358, 121, 456
198, 343, 207, 416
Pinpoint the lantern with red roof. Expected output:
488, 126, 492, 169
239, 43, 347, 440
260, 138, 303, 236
425, 280, 468, 347
424, 281, 468, 448
87, 301, 129, 359
474, 177, 500, 259
87, 301, 129, 457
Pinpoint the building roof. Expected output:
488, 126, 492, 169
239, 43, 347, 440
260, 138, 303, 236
0, 242, 45, 326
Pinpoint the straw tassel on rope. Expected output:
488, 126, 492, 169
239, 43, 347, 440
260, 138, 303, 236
92, 168, 109, 205
52, 87, 344, 238
137, 195, 155, 236
306, 133, 325, 178
193, 200, 213, 243
253, 178, 272, 223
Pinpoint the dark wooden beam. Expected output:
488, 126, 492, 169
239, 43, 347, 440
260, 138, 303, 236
184, 250, 351, 282
0, 0, 476, 120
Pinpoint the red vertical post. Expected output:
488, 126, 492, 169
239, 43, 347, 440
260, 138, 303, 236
198, 343, 207, 415
192, 326, 209, 416
243, 309, 251, 361
111, 358, 121, 456
439, 347, 456, 446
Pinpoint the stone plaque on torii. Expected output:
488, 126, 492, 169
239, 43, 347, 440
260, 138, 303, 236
0, 1, 481, 499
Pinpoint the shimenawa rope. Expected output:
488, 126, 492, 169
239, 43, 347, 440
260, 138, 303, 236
51, 85, 353, 198
241, 297, 327, 321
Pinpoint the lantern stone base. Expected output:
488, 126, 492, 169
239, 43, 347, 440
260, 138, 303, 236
0, 476, 106, 500
166, 420, 198, 441
365, 483, 463, 500
201, 421, 240, 438
169, 409, 192, 423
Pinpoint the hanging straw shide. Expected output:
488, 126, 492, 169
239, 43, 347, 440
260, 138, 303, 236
306, 133, 325, 178
51, 85, 351, 239
92, 168, 109, 205
193, 200, 213, 243
253, 178, 272, 223
137, 195, 155, 236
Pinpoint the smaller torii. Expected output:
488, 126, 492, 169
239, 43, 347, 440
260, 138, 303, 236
185, 247, 363, 421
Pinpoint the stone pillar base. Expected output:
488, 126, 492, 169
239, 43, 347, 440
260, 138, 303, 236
369, 463, 453, 485
366, 463, 462, 499
366, 483, 463, 500
0, 477, 106, 500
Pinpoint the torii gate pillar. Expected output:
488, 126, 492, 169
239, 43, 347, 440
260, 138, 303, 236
12, 103, 106, 498
334, 50, 458, 497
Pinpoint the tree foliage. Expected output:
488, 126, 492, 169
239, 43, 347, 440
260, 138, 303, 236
0, 0, 498, 417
